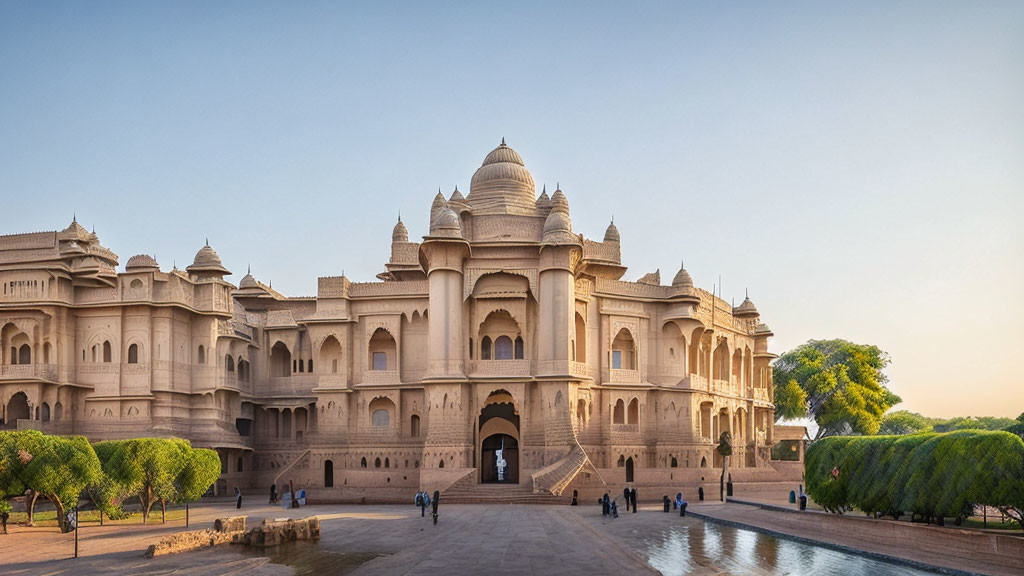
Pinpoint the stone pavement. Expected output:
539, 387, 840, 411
1, 500, 1018, 575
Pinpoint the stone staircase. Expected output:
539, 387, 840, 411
442, 471, 571, 505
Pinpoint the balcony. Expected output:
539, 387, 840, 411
569, 361, 594, 379
753, 387, 770, 402
611, 423, 639, 434
361, 370, 400, 386
0, 364, 58, 381
469, 359, 530, 378
607, 369, 640, 384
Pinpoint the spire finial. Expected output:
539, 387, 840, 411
542, 183, 546, 193
745, 287, 749, 299
611, 214, 614, 224
91, 225, 95, 233
501, 137, 506, 146
72, 212, 76, 223
247, 264, 251, 275
556, 181, 560, 191
205, 237, 209, 247
398, 210, 401, 222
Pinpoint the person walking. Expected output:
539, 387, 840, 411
678, 493, 688, 517
631, 488, 638, 513
431, 490, 440, 525
418, 491, 430, 517
602, 493, 610, 517
623, 487, 631, 513
235, 487, 243, 509
270, 483, 277, 504
1, 509, 8, 534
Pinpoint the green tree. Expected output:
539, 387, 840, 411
878, 410, 934, 435
773, 379, 808, 421
773, 339, 900, 439
2, 432, 102, 530
174, 447, 220, 504
98, 438, 190, 523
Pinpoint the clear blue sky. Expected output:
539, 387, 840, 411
1, 1, 1021, 418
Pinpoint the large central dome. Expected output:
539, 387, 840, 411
467, 139, 538, 216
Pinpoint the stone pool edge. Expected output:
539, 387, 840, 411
686, 509, 984, 576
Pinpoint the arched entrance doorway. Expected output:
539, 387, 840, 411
4, 392, 29, 429
479, 390, 520, 484
324, 460, 334, 487
625, 456, 635, 483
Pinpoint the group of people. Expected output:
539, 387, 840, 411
601, 487, 689, 518
414, 490, 441, 525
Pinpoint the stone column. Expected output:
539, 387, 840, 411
419, 239, 470, 379
537, 245, 577, 376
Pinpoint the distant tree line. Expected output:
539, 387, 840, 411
880, 410, 1024, 437
805, 430, 1024, 529
0, 431, 220, 529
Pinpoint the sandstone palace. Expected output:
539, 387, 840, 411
0, 141, 793, 501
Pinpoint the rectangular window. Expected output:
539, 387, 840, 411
612, 350, 622, 370
372, 351, 388, 371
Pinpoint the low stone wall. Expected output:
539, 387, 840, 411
145, 515, 319, 557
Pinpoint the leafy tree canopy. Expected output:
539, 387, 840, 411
773, 339, 900, 439
880, 411, 1021, 436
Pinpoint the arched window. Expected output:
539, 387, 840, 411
575, 312, 586, 362
18, 344, 31, 365
628, 398, 639, 425
308, 359, 313, 373
494, 336, 513, 360
617, 455, 625, 467
438, 459, 444, 468
411, 414, 421, 437
374, 457, 381, 468
360, 457, 367, 468
226, 355, 235, 372
480, 336, 492, 360
469, 338, 474, 359
384, 457, 390, 468
613, 399, 625, 424
369, 397, 394, 427
368, 328, 396, 371
198, 345, 205, 364
320, 335, 342, 374
293, 359, 298, 373
43, 342, 51, 364
324, 460, 334, 487
102, 341, 112, 363
271, 342, 291, 377
670, 456, 678, 468
700, 456, 707, 468
611, 328, 635, 370
298, 358, 304, 372
128, 344, 139, 364
54, 402, 63, 421
41, 402, 50, 422
130, 278, 143, 289
514, 336, 524, 359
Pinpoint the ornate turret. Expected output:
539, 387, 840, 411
429, 204, 463, 239
392, 216, 409, 243
733, 290, 760, 318
429, 190, 447, 229
449, 186, 466, 207
604, 218, 620, 243
542, 187, 577, 244
536, 185, 551, 211
186, 240, 230, 277
672, 261, 694, 288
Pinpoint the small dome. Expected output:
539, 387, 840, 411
604, 220, 620, 243
449, 186, 466, 205
239, 273, 259, 289
672, 262, 693, 288
392, 218, 409, 243
58, 218, 92, 242
734, 295, 759, 318
430, 191, 447, 228
125, 254, 159, 271
430, 206, 463, 238
186, 242, 230, 275
536, 186, 551, 210
542, 189, 577, 244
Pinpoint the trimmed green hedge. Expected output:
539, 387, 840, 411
805, 430, 1024, 523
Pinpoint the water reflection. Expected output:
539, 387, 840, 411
646, 519, 940, 575
236, 540, 380, 576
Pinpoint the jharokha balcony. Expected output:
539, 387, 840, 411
469, 359, 530, 378
0, 363, 58, 381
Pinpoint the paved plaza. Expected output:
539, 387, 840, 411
0, 499, 1020, 575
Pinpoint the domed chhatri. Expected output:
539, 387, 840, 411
604, 219, 620, 243
535, 185, 552, 210
125, 254, 159, 271
467, 139, 537, 216
542, 187, 578, 245
392, 217, 409, 243
449, 185, 466, 206
429, 204, 463, 238
186, 241, 230, 275
734, 291, 760, 318
672, 261, 694, 288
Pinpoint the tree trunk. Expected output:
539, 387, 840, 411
26, 490, 38, 526
161, 500, 166, 524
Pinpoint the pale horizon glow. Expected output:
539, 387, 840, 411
1, 2, 1021, 418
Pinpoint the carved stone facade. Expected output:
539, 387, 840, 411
0, 141, 779, 500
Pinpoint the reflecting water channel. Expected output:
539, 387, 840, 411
645, 519, 942, 575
